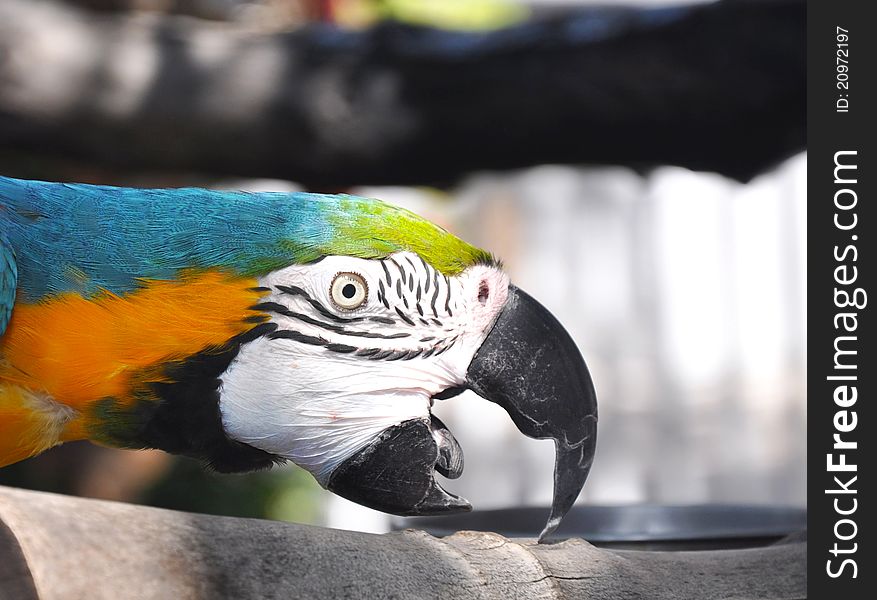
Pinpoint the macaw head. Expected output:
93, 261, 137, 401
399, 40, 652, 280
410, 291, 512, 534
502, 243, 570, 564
211, 196, 598, 539
0, 178, 597, 540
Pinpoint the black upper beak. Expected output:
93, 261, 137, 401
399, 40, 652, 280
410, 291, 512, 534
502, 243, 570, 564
326, 284, 597, 540
465, 285, 598, 540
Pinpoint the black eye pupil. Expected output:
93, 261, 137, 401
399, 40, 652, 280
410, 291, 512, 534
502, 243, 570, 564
342, 283, 357, 299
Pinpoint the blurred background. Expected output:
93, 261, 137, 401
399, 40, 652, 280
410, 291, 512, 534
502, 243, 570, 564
0, 0, 805, 534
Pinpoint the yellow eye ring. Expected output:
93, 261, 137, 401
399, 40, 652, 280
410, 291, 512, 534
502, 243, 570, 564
330, 272, 369, 311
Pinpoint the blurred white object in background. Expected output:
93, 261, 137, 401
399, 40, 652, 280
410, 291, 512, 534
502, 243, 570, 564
323, 152, 806, 533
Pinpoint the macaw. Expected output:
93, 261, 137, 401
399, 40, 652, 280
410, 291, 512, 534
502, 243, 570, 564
0, 175, 597, 538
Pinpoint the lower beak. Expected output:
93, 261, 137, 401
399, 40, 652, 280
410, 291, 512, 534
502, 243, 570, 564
326, 285, 597, 540
326, 416, 471, 516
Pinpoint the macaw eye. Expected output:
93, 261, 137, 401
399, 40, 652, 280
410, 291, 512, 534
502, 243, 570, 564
330, 272, 369, 310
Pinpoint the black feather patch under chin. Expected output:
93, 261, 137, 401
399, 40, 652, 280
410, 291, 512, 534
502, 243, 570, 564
139, 322, 287, 473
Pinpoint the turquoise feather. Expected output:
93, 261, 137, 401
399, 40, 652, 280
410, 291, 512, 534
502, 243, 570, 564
0, 176, 367, 302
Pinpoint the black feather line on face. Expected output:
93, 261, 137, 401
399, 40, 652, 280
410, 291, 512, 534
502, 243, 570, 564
326, 343, 357, 354
444, 275, 453, 316
394, 307, 416, 326
433, 336, 457, 356
431, 270, 441, 317
269, 329, 329, 346
390, 257, 407, 283
270, 328, 416, 360
253, 302, 409, 340
378, 285, 391, 310
267, 326, 457, 362
275, 284, 365, 323
422, 259, 432, 295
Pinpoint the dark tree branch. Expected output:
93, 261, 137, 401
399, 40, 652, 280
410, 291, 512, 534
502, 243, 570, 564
0, 0, 804, 187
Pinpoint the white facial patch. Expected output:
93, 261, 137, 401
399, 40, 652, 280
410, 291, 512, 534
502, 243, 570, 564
218, 252, 509, 485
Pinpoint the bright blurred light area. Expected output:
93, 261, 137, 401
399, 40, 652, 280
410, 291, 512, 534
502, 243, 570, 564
326, 153, 806, 532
